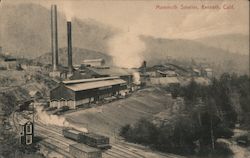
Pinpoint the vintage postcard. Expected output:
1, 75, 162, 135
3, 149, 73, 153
0, 0, 249, 158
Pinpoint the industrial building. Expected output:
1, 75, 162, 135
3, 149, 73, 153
145, 64, 190, 78
82, 58, 105, 67
0, 56, 18, 70
156, 70, 178, 77
48, 4, 138, 85
203, 68, 213, 78
50, 77, 127, 109
150, 77, 180, 87
192, 68, 201, 76
86, 67, 135, 86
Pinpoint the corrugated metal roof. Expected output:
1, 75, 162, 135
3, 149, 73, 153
68, 129, 82, 134
83, 59, 104, 62
84, 132, 107, 139
18, 118, 32, 125
194, 77, 210, 85
205, 68, 212, 72
88, 67, 135, 76
65, 79, 126, 91
193, 69, 201, 73
63, 76, 119, 85
157, 70, 177, 75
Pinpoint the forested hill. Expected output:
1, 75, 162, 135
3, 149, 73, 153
1, 3, 248, 75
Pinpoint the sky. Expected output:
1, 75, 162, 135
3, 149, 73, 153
2, 0, 249, 39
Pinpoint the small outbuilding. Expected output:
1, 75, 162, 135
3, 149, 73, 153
19, 119, 34, 145
82, 59, 105, 67
203, 68, 213, 78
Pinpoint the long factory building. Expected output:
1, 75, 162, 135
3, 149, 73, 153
50, 77, 127, 109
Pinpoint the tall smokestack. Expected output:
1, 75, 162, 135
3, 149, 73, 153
67, 21, 73, 74
51, 5, 58, 71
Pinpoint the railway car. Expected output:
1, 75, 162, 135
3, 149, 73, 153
63, 128, 111, 149
62, 128, 82, 142
80, 132, 111, 149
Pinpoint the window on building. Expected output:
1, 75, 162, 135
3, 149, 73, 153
20, 126, 25, 136
26, 124, 32, 134
26, 135, 32, 145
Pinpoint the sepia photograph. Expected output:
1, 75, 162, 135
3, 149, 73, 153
0, 0, 249, 158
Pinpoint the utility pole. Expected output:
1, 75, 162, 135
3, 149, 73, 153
32, 100, 35, 137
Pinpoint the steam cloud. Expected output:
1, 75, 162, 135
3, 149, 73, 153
59, 1, 74, 21
133, 72, 141, 85
36, 106, 88, 133
108, 32, 146, 68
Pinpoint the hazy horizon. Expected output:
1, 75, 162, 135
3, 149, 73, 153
2, 0, 249, 40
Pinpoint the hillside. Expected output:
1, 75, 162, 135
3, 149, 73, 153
1, 3, 248, 75
0, 3, 116, 58
141, 36, 249, 75
35, 47, 113, 66
65, 87, 174, 137
195, 33, 249, 55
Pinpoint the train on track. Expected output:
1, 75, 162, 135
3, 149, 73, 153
63, 128, 111, 150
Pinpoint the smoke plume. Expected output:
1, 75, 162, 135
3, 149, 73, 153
133, 72, 141, 85
58, 1, 74, 21
36, 106, 88, 132
108, 32, 145, 68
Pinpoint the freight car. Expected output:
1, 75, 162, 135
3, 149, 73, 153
69, 143, 102, 158
81, 132, 110, 149
63, 128, 111, 149
62, 129, 82, 142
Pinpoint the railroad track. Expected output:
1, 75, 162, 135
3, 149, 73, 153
39, 140, 73, 158
36, 122, 63, 135
39, 133, 69, 149
105, 149, 133, 158
35, 119, 175, 158
36, 125, 75, 158
103, 151, 120, 158
14, 116, 73, 158
36, 127, 67, 145
37, 124, 144, 158
103, 140, 146, 158
110, 147, 144, 158
112, 144, 145, 158
117, 141, 186, 158
36, 124, 75, 145
15, 111, 147, 158
36, 125, 62, 137
17, 112, 183, 158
